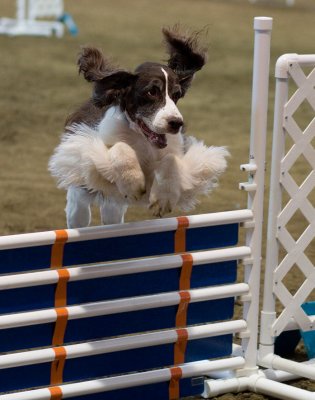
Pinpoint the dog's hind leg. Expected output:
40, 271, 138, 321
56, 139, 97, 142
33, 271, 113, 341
100, 198, 128, 225
66, 186, 92, 228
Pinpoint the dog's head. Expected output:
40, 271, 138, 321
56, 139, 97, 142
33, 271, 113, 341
78, 26, 207, 149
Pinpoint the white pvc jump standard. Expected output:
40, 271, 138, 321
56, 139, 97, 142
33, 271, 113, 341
204, 25, 315, 400
258, 53, 315, 396
0, 0, 64, 37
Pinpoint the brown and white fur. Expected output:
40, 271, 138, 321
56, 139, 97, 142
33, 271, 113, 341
49, 26, 229, 228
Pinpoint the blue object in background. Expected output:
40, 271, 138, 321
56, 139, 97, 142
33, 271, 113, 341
301, 302, 315, 359
59, 13, 78, 36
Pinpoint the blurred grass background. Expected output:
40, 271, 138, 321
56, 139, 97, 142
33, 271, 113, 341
1, 0, 314, 234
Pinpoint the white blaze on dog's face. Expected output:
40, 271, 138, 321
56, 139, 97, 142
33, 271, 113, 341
150, 68, 183, 134
124, 63, 184, 149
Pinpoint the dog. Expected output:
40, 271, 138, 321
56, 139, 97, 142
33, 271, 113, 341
49, 26, 229, 228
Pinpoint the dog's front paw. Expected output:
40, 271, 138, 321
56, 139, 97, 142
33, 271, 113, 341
116, 169, 146, 201
108, 142, 146, 201
149, 198, 173, 218
149, 180, 180, 217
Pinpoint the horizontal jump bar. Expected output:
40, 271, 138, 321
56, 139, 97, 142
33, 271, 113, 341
0, 283, 249, 329
0, 209, 253, 250
0, 246, 251, 290
0, 320, 247, 370
0, 357, 246, 400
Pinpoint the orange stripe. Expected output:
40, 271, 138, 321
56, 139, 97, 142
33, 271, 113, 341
174, 329, 188, 365
49, 386, 63, 400
54, 269, 70, 308
51, 347, 67, 385
179, 254, 193, 290
169, 367, 182, 400
52, 308, 69, 346
174, 217, 189, 253
51, 230, 68, 269
175, 291, 191, 328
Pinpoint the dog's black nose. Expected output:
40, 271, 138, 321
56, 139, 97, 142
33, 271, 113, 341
168, 118, 183, 133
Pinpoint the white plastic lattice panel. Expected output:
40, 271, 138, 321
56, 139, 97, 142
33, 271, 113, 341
28, 0, 64, 20
271, 56, 315, 336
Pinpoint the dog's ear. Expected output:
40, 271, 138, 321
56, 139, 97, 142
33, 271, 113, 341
93, 71, 137, 108
162, 26, 207, 96
78, 47, 137, 107
78, 47, 114, 82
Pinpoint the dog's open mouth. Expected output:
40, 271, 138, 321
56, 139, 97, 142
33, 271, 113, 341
137, 119, 167, 149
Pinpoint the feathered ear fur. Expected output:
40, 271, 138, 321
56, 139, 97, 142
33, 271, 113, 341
162, 26, 208, 95
78, 47, 137, 108
78, 47, 115, 82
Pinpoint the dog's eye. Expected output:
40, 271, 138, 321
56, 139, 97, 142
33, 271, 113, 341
172, 90, 182, 103
147, 86, 160, 98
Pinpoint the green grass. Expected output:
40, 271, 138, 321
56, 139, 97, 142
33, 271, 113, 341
0, 0, 314, 235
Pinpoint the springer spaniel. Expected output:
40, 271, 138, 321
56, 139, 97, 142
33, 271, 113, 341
49, 26, 229, 228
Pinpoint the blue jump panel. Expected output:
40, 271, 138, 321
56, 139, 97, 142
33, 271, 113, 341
63, 223, 238, 266
0, 297, 234, 353
64, 297, 234, 344
0, 335, 231, 393
0, 244, 52, 274
0, 260, 236, 314
0, 223, 238, 273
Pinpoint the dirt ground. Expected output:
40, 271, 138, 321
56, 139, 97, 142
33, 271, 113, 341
1, 0, 315, 399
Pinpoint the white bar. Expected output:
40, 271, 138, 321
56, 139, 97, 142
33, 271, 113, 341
263, 354, 315, 381
259, 66, 288, 348
16, 0, 26, 21
283, 315, 315, 332
0, 210, 253, 250
251, 375, 315, 400
276, 54, 315, 78
242, 15, 272, 371
205, 359, 315, 397
0, 320, 247, 369
204, 374, 315, 400
296, 54, 315, 65
203, 376, 249, 398
0, 283, 249, 329
239, 182, 257, 192
263, 358, 315, 383
0, 246, 251, 290
0, 358, 245, 400
240, 163, 257, 172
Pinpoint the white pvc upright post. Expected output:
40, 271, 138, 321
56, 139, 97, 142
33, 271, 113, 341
241, 16, 273, 373
259, 55, 290, 360
16, 0, 26, 21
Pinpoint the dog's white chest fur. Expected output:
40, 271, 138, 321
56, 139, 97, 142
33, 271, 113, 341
97, 106, 130, 146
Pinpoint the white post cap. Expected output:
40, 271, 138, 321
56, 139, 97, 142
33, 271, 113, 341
254, 17, 273, 31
